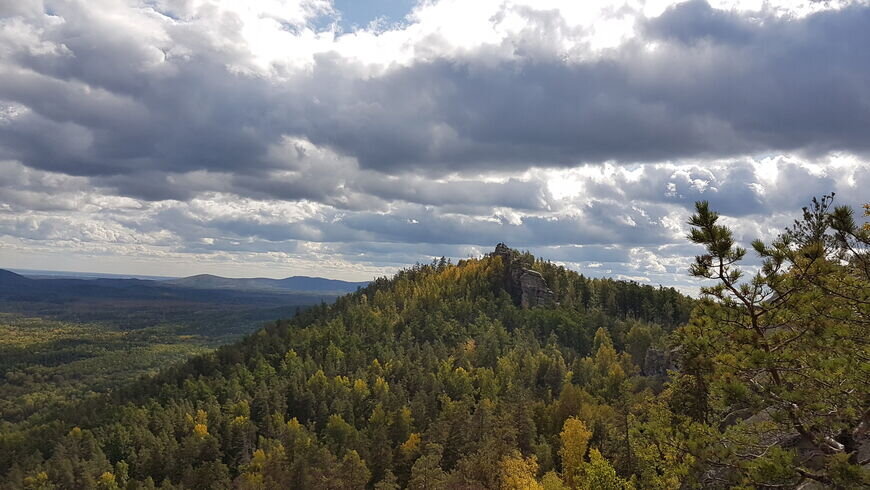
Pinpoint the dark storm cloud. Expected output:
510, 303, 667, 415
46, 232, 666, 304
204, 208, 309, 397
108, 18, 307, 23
1, 0, 868, 287
1, 0, 869, 197
644, 0, 758, 44
278, 2, 870, 173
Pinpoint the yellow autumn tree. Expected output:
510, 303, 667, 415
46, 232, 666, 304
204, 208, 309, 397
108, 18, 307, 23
541, 471, 568, 490
400, 432, 422, 461
500, 453, 542, 490
96, 472, 119, 490
193, 423, 208, 437
22, 472, 51, 490
559, 417, 592, 488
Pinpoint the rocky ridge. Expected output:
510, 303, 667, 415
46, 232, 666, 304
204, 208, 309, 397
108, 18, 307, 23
493, 243, 556, 308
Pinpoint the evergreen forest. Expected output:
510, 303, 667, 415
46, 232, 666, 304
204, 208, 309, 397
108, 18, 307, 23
0, 198, 867, 489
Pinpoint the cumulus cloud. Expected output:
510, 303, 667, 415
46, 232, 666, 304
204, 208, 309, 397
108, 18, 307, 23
0, 0, 868, 290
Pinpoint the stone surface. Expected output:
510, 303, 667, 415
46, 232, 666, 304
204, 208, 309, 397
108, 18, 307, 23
518, 269, 555, 308
493, 243, 555, 308
642, 346, 681, 377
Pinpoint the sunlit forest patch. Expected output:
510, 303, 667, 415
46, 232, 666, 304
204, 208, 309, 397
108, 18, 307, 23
0, 314, 214, 424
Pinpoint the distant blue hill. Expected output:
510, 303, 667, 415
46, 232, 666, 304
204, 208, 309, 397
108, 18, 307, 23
0, 269, 30, 284
0, 268, 371, 329
4, 268, 369, 294
9, 268, 174, 281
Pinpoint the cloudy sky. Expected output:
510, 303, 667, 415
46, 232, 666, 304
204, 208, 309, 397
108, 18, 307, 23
0, 0, 868, 292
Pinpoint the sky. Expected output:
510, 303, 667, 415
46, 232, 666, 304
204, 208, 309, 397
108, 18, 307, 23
0, 0, 868, 293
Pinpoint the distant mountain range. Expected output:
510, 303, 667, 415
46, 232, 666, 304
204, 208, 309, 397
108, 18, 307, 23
8, 268, 174, 281
1, 269, 368, 295
0, 269, 369, 321
0, 269, 367, 325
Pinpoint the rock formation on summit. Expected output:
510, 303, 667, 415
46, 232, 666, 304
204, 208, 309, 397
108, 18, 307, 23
493, 243, 555, 308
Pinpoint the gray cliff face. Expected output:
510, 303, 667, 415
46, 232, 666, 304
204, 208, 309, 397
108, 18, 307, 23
642, 346, 681, 377
518, 269, 555, 308
493, 243, 555, 308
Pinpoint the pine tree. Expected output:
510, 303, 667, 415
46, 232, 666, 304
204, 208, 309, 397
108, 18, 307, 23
683, 197, 869, 487
408, 444, 448, 490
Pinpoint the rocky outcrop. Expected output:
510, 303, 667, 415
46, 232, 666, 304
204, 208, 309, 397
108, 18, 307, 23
494, 243, 513, 262
493, 243, 556, 308
642, 346, 681, 377
517, 269, 555, 309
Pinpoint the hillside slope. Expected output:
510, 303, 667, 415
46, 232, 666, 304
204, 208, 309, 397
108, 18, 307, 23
0, 245, 693, 488
0, 269, 32, 286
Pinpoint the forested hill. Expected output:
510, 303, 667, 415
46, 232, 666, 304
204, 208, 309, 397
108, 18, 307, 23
3, 205, 867, 490
0, 244, 693, 488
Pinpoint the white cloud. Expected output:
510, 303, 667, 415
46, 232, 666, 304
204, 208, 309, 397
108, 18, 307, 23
0, 0, 868, 288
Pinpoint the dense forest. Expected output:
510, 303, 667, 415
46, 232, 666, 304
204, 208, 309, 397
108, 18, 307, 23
0, 198, 867, 489
0, 275, 339, 431
0, 315, 216, 426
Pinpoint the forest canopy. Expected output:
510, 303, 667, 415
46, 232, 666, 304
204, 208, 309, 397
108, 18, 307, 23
0, 198, 867, 489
